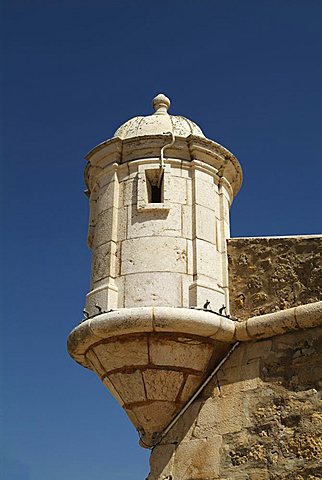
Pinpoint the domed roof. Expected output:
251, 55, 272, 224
114, 94, 205, 139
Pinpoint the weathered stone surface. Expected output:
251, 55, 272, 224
228, 236, 322, 320
127, 203, 182, 238
121, 236, 188, 275
148, 326, 322, 479
149, 336, 213, 371
131, 401, 178, 434
93, 208, 114, 247
102, 376, 124, 406
194, 204, 216, 243
108, 370, 145, 403
85, 349, 106, 377
93, 337, 148, 372
169, 176, 189, 205
194, 177, 218, 212
123, 272, 184, 307
179, 374, 203, 402
172, 437, 222, 479
91, 242, 113, 283
143, 369, 183, 401
147, 444, 176, 480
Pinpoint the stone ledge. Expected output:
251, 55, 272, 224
236, 301, 322, 341
67, 307, 235, 366
67, 302, 322, 366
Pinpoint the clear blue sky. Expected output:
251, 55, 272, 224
1, 1, 321, 479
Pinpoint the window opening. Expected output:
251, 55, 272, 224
146, 169, 164, 203
151, 184, 162, 203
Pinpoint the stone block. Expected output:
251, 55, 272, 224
180, 374, 203, 402
189, 281, 226, 312
109, 369, 146, 403
102, 376, 124, 406
181, 205, 193, 239
96, 177, 118, 213
172, 436, 222, 479
215, 364, 262, 397
295, 301, 322, 329
85, 349, 106, 377
149, 336, 213, 372
169, 176, 188, 204
131, 401, 178, 434
116, 205, 127, 241
152, 307, 224, 338
115, 276, 125, 308
147, 444, 176, 480
186, 239, 193, 275
215, 217, 230, 254
194, 204, 216, 243
246, 310, 298, 339
143, 369, 183, 401
195, 239, 222, 279
121, 237, 188, 275
127, 203, 181, 239
121, 177, 138, 206
193, 394, 250, 437
85, 284, 109, 315
123, 407, 140, 429
123, 272, 182, 307
172, 163, 191, 178
181, 273, 193, 307
160, 400, 200, 445
90, 307, 153, 338
194, 167, 218, 185
194, 177, 218, 213
93, 208, 113, 247
218, 189, 231, 221
91, 241, 115, 284
93, 337, 148, 372
243, 339, 272, 362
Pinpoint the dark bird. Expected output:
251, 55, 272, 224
203, 300, 211, 309
83, 309, 89, 319
95, 304, 103, 313
219, 304, 226, 315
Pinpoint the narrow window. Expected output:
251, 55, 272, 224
151, 183, 162, 203
146, 169, 163, 203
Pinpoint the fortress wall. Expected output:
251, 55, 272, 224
227, 236, 322, 321
148, 325, 322, 479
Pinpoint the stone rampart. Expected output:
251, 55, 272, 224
228, 236, 322, 320
148, 325, 322, 479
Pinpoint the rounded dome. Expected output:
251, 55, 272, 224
114, 93, 204, 139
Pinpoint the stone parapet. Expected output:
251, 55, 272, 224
228, 235, 322, 320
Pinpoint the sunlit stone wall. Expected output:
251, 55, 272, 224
84, 136, 240, 315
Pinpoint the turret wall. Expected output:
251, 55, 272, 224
86, 157, 233, 315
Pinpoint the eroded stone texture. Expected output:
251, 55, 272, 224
143, 370, 183, 401
148, 327, 322, 480
149, 336, 214, 371
228, 236, 322, 320
84, 331, 231, 439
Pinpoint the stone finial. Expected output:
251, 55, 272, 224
152, 93, 171, 115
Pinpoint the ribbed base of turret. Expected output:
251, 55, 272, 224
67, 307, 236, 445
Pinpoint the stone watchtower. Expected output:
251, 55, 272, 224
68, 93, 242, 438
68, 95, 322, 479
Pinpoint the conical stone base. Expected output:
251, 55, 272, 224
67, 307, 235, 446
